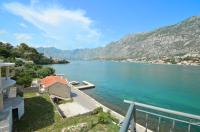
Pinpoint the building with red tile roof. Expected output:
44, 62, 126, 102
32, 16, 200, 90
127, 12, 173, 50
40, 75, 67, 88
40, 75, 71, 99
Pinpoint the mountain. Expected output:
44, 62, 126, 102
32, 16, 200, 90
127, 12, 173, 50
37, 16, 200, 65
37, 47, 68, 59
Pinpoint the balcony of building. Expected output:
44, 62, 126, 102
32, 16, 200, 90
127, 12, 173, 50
0, 78, 16, 92
0, 62, 15, 92
119, 100, 200, 132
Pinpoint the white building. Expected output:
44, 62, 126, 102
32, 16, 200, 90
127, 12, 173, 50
0, 63, 24, 132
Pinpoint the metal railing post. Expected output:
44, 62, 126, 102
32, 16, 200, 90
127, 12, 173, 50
145, 113, 148, 132
119, 102, 135, 132
170, 120, 175, 132
133, 105, 136, 132
188, 120, 191, 132
157, 117, 161, 132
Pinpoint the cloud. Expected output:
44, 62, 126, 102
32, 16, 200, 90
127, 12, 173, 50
14, 33, 32, 42
20, 23, 27, 28
3, 1, 102, 49
0, 29, 7, 35
30, 0, 39, 6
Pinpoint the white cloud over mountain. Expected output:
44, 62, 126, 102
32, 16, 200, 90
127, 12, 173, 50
3, 1, 101, 49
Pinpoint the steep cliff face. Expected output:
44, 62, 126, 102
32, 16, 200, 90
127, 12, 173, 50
37, 16, 200, 64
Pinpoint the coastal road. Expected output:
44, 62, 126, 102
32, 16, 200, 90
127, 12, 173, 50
71, 87, 98, 110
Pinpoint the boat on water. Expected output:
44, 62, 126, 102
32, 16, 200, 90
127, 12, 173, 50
69, 81, 80, 85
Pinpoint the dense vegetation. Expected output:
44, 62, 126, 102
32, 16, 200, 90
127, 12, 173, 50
0, 42, 69, 64
12, 62, 55, 87
0, 42, 66, 87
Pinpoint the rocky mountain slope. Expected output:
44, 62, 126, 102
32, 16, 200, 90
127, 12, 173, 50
37, 16, 200, 65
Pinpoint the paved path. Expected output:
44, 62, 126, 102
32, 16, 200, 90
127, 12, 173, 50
59, 102, 90, 117
71, 87, 98, 110
58, 87, 98, 118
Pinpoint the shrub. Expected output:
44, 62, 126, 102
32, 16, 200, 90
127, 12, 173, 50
86, 120, 95, 131
106, 110, 119, 123
97, 112, 111, 124
110, 115, 119, 124
91, 107, 103, 115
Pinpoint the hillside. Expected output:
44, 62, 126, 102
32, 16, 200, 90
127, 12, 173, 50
0, 42, 69, 64
0, 42, 68, 87
37, 16, 200, 65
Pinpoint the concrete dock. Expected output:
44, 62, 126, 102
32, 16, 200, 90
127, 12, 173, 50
74, 81, 95, 90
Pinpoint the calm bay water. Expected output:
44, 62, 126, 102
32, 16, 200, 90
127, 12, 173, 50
50, 61, 200, 116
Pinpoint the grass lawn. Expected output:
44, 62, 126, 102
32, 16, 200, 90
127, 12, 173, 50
14, 93, 119, 132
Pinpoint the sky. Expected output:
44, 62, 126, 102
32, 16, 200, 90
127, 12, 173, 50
0, 0, 200, 50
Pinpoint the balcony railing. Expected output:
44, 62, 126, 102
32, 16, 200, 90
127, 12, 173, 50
119, 100, 200, 132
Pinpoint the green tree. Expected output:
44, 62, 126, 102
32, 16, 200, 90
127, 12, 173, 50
37, 67, 55, 78
15, 73, 32, 87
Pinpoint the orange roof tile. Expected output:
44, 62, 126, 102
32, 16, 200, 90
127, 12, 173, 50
40, 75, 67, 88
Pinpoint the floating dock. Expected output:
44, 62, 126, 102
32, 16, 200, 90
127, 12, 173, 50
74, 81, 95, 90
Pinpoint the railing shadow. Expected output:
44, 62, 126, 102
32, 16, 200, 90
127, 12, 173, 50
71, 92, 78, 97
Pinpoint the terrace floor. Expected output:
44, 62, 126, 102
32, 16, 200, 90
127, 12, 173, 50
58, 102, 90, 117
58, 87, 98, 117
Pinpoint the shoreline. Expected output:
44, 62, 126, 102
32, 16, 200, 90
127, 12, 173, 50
111, 60, 200, 67
78, 88, 124, 121
70, 84, 124, 120
64, 59, 200, 67
73, 86, 152, 132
